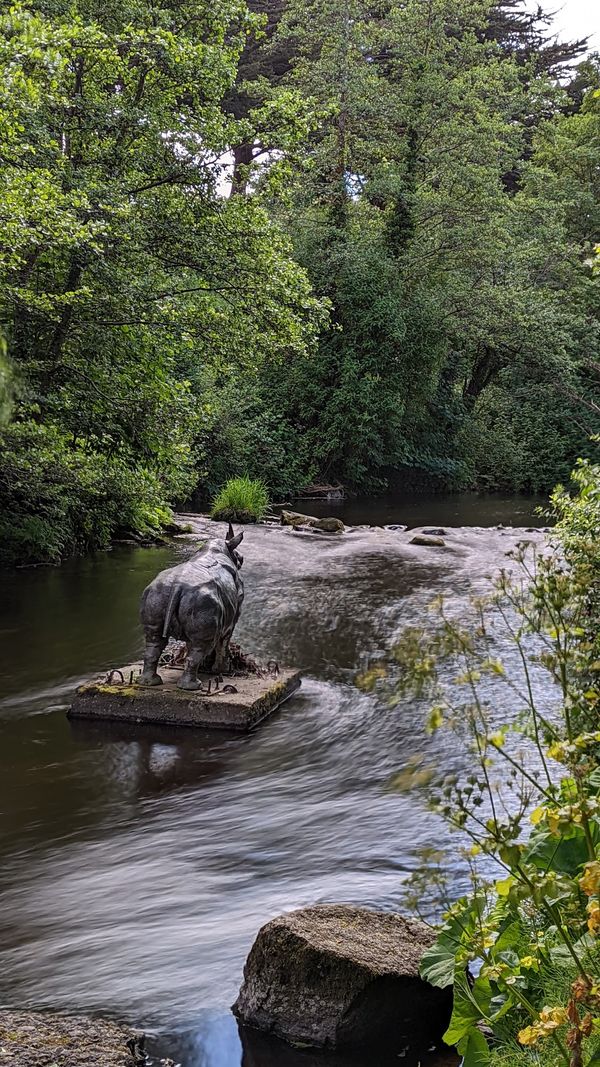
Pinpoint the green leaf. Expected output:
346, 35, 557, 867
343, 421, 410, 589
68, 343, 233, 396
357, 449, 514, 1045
444, 972, 492, 1046
493, 920, 522, 954
420, 899, 484, 988
489, 993, 513, 1023
525, 824, 592, 876
458, 1027, 490, 1067
419, 932, 458, 988
586, 769, 600, 794
495, 876, 514, 897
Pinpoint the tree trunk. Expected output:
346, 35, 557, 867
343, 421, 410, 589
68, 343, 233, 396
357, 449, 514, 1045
463, 347, 501, 404
230, 142, 254, 197
46, 258, 83, 368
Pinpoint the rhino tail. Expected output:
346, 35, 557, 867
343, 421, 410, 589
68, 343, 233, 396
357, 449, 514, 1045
162, 582, 182, 639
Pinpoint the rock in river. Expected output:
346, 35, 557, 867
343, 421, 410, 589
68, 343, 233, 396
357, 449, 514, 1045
410, 534, 446, 547
280, 510, 345, 533
232, 904, 453, 1052
0, 1010, 145, 1066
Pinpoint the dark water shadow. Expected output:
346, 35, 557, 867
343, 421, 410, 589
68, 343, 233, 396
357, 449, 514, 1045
238, 1026, 459, 1067
294, 490, 548, 529
148, 1022, 459, 1067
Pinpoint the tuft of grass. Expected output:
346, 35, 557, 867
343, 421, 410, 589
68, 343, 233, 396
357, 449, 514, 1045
210, 477, 269, 524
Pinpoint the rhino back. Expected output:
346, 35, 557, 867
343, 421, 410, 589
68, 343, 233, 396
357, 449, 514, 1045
177, 566, 240, 632
140, 543, 242, 639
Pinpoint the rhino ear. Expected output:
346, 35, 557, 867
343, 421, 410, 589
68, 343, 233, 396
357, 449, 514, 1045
228, 531, 243, 551
227, 522, 235, 541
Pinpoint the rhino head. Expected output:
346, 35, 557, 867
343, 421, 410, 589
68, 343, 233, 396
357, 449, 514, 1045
226, 522, 244, 569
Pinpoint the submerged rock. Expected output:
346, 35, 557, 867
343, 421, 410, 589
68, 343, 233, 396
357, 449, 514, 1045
233, 904, 452, 1052
422, 528, 447, 537
409, 534, 446, 547
0, 1010, 145, 1066
280, 510, 345, 533
162, 521, 193, 536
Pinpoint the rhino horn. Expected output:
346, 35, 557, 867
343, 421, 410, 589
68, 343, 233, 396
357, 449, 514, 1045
227, 522, 235, 541
228, 531, 244, 551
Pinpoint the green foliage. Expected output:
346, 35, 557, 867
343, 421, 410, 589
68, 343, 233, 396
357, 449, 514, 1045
552, 456, 600, 666
368, 460, 600, 1064
553, 458, 600, 576
257, 0, 600, 492
0, 339, 12, 428
210, 476, 269, 523
199, 372, 320, 499
2, 0, 599, 560
0, 421, 175, 565
462, 379, 598, 492
0, 0, 322, 564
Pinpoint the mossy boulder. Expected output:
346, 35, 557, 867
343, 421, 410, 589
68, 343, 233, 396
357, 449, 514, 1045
280, 510, 344, 534
233, 904, 452, 1052
409, 534, 446, 547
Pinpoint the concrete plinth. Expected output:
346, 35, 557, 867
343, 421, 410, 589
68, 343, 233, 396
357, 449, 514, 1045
68, 663, 301, 731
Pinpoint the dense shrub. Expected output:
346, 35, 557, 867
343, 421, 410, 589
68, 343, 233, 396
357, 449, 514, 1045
210, 477, 269, 524
462, 377, 597, 492
201, 378, 318, 501
0, 421, 187, 565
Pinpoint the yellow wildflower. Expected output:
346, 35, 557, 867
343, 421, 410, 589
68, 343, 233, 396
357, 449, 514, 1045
580, 861, 600, 897
517, 1007, 568, 1046
518, 1026, 539, 1047
547, 811, 560, 833
587, 900, 600, 935
539, 1007, 568, 1027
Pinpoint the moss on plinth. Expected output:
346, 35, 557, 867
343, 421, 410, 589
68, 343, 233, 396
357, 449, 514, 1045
69, 663, 301, 731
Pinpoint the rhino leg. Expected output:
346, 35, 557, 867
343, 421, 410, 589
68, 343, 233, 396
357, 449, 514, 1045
213, 636, 231, 674
138, 632, 167, 686
178, 646, 206, 691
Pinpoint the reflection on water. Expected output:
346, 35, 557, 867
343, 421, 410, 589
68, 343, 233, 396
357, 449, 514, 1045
0, 497, 548, 1066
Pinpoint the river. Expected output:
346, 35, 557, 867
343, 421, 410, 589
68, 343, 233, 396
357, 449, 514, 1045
0, 493, 549, 1066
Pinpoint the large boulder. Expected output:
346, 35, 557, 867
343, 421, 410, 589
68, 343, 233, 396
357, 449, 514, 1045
232, 904, 453, 1052
280, 510, 345, 534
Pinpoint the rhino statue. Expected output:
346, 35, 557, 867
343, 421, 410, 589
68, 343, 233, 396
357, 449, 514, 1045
138, 524, 244, 691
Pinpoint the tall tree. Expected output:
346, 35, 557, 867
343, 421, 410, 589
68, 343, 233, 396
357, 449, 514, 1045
486, 0, 587, 76
259, 0, 590, 488
0, 0, 322, 562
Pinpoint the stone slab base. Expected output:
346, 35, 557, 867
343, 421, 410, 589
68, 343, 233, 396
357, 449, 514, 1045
68, 663, 301, 731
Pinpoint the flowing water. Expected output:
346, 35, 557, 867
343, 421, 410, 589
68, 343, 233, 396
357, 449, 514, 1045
0, 494, 550, 1066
